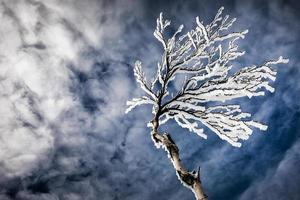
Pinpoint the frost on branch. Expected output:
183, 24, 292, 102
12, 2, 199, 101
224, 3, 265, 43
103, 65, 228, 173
126, 7, 289, 147
132, 60, 157, 102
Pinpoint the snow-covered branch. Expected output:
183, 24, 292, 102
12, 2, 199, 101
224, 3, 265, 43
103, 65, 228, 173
126, 7, 288, 147
132, 60, 157, 101
125, 96, 155, 114
174, 56, 288, 103
126, 7, 289, 200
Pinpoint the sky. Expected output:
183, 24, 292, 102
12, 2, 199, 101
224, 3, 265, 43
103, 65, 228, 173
0, 0, 299, 200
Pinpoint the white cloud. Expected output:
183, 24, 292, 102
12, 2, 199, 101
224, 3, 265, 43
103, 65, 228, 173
0, 0, 134, 180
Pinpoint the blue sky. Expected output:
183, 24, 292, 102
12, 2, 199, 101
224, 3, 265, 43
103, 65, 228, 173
0, 0, 299, 200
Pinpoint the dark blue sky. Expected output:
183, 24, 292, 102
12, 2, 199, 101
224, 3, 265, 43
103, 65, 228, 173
0, 0, 299, 200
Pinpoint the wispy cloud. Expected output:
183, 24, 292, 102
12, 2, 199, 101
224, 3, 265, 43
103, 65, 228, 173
0, 0, 139, 198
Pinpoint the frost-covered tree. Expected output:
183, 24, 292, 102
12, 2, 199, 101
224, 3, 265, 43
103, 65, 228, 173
126, 7, 288, 200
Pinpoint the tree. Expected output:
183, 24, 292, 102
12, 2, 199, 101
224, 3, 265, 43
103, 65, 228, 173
125, 7, 288, 200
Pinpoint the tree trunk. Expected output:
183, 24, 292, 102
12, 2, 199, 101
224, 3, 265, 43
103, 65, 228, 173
151, 119, 207, 200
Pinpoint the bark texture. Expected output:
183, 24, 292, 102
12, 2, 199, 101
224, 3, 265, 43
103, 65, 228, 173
151, 119, 207, 200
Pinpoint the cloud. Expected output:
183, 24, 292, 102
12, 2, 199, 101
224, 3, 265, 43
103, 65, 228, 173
239, 138, 300, 200
0, 0, 137, 197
